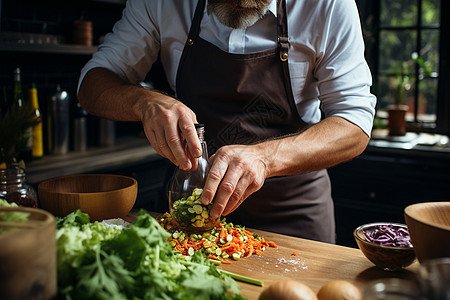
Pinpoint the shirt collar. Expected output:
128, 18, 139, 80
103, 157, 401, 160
267, 0, 277, 17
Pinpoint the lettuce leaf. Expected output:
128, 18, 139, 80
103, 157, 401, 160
0, 198, 30, 233
57, 209, 244, 300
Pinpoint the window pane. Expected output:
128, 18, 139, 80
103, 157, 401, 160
378, 75, 392, 110
417, 78, 438, 122
377, 75, 416, 109
381, 0, 417, 27
422, 0, 440, 26
421, 30, 440, 74
379, 30, 417, 74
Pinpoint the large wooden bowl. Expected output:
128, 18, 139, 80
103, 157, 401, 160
0, 207, 57, 300
38, 174, 137, 221
404, 202, 450, 263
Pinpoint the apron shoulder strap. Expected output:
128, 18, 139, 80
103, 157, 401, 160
277, 0, 290, 62
186, 0, 206, 46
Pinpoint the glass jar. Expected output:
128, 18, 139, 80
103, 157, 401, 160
0, 166, 37, 208
168, 124, 219, 233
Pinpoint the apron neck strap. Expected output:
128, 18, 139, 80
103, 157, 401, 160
187, 0, 289, 61
186, 0, 207, 46
277, 0, 290, 61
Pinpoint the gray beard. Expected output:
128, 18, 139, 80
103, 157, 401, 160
207, 0, 271, 29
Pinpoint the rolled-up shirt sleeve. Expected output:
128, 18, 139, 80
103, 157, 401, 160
314, 0, 376, 137
77, 0, 161, 93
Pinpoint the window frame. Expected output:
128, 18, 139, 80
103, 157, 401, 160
356, 0, 450, 136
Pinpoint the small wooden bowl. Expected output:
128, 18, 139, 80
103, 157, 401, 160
354, 222, 416, 271
404, 202, 450, 263
0, 207, 57, 300
38, 174, 137, 221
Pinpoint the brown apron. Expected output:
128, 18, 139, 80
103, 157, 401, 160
175, 0, 335, 243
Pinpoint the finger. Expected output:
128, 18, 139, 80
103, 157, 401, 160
152, 126, 179, 165
187, 147, 199, 171
200, 155, 230, 206
208, 165, 245, 219
145, 127, 177, 165
223, 180, 259, 216
221, 178, 247, 216
164, 123, 191, 170
180, 120, 202, 159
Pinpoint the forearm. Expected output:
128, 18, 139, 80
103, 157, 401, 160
78, 67, 202, 170
78, 67, 162, 122
261, 116, 369, 177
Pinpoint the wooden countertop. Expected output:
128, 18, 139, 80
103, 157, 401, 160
124, 211, 419, 300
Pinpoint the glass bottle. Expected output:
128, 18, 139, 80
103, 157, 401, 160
28, 83, 43, 159
0, 165, 37, 208
13, 68, 24, 108
13, 68, 33, 162
168, 124, 218, 232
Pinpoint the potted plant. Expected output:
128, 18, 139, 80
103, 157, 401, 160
387, 52, 431, 136
0, 99, 40, 169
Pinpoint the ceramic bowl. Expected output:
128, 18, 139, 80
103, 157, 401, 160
38, 174, 137, 221
404, 202, 450, 263
353, 222, 416, 271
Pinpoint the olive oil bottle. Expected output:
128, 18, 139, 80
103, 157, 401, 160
28, 83, 43, 159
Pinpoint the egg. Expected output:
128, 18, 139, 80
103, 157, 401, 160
317, 280, 362, 300
259, 280, 318, 300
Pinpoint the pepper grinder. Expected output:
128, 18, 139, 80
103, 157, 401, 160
73, 102, 88, 152
48, 85, 70, 155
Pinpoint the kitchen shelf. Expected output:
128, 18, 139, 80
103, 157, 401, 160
27, 136, 172, 213
26, 136, 159, 185
0, 42, 97, 55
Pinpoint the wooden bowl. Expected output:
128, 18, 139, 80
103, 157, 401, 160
404, 202, 450, 263
0, 207, 57, 300
354, 222, 416, 271
38, 174, 137, 221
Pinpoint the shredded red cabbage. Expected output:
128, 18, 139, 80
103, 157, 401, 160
363, 224, 413, 247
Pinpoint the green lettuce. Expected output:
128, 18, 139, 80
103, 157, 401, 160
57, 209, 244, 300
0, 198, 30, 233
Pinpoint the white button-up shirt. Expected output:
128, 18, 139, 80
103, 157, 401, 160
79, 0, 376, 136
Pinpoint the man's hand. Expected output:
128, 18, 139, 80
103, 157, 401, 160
201, 143, 270, 218
138, 95, 201, 170
199, 116, 369, 218
78, 67, 202, 170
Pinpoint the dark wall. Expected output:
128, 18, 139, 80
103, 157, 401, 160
0, 0, 143, 151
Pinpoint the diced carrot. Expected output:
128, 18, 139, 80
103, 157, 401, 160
158, 213, 278, 264
244, 245, 254, 258
265, 241, 278, 248
219, 228, 227, 240
208, 254, 232, 264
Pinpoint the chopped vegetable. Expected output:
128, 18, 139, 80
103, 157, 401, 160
157, 212, 278, 264
181, 260, 264, 287
363, 224, 413, 247
171, 188, 218, 231
56, 209, 245, 300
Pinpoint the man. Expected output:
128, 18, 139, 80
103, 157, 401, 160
78, 0, 376, 243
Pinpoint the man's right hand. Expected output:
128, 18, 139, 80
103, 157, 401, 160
138, 93, 202, 170
78, 67, 202, 170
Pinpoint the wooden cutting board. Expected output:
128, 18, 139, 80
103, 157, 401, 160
218, 228, 419, 299
125, 211, 419, 299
